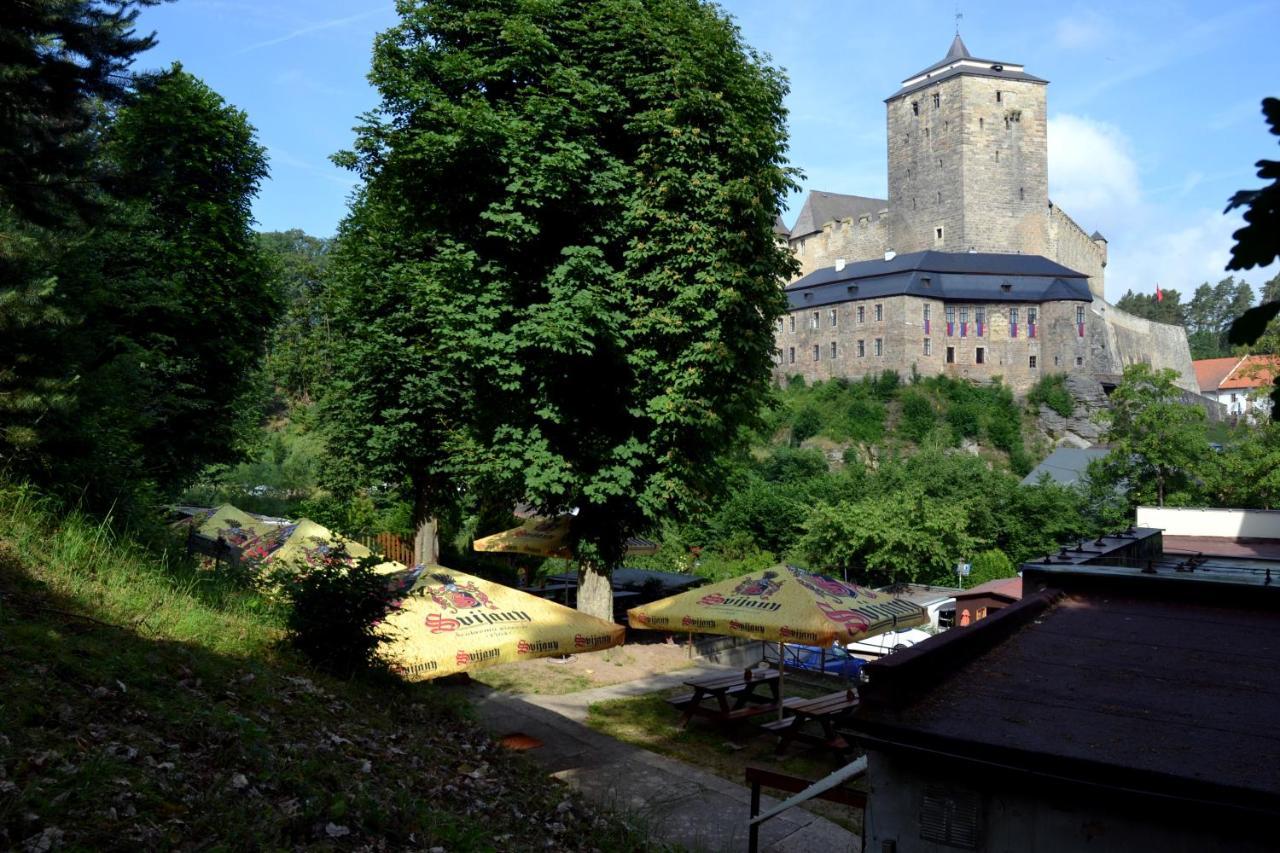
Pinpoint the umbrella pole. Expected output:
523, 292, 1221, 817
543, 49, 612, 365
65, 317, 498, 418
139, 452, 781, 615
777, 640, 786, 721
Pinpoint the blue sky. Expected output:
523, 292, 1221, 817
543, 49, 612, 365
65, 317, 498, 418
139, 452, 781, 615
134, 0, 1280, 300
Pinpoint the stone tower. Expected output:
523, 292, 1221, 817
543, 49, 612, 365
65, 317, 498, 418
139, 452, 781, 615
885, 35, 1050, 257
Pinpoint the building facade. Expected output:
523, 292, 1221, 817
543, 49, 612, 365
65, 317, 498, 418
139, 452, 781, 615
774, 36, 1196, 393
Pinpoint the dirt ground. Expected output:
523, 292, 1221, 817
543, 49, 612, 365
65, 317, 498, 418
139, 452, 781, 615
472, 636, 697, 695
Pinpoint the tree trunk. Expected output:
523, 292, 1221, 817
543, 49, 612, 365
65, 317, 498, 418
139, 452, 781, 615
577, 559, 613, 621
411, 484, 439, 566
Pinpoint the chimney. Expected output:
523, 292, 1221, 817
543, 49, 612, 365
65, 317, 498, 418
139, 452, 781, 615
835, 258, 846, 272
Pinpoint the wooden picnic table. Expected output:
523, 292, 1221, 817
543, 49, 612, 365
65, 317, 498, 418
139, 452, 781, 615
667, 667, 793, 727
761, 688, 860, 755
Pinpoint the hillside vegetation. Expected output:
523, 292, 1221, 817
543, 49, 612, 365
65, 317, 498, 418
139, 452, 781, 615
0, 483, 653, 851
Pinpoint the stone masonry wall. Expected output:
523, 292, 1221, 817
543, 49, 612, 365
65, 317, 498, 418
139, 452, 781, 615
1086, 302, 1199, 390
887, 75, 967, 255
772, 295, 1100, 393
1048, 204, 1107, 299
790, 213, 889, 277
955, 75, 1049, 255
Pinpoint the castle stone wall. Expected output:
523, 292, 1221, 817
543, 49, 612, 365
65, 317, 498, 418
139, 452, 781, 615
1048, 204, 1107, 299
791, 213, 889, 277
1086, 303, 1198, 390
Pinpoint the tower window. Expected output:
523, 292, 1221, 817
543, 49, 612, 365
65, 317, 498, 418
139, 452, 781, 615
935, 227, 944, 241
937, 158, 942, 168
1005, 117, 1011, 130
1020, 187, 1025, 200
995, 149, 1000, 162
979, 117, 984, 130
912, 198, 917, 210
912, 101, 919, 115
813, 345, 820, 361
933, 93, 940, 108
905, 133, 910, 144
996, 90, 1002, 103
1075, 356, 1083, 367
937, 191, 942, 204
944, 120, 949, 132
924, 127, 930, 139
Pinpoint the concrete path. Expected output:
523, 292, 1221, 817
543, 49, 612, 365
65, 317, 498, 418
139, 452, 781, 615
464, 665, 861, 852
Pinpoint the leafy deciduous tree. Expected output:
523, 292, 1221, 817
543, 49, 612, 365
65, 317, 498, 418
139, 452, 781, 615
325, 0, 797, 616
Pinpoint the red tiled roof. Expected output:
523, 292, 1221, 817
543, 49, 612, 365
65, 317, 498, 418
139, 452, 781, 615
1192, 356, 1241, 393
956, 576, 1022, 601
1219, 354, 1280, 390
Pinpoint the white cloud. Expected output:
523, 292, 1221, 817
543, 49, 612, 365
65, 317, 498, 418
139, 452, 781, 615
1048, 113, 1277, 300
1048, 113, 1141, 225
1054, 11, 1110, 50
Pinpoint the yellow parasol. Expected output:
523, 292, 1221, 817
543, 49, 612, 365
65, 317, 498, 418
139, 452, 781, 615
379, 564, 625, 680
473, 515, 658, 559
239, 518, 401, 577
628, 564, 928, 716
186, 503, 281, 547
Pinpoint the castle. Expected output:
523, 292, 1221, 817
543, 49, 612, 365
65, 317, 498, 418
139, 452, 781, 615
773, 36, 1197, 394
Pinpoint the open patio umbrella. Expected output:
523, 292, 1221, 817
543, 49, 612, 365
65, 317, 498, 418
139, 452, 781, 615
473, 515, 658, 559
378, 564, 625, 680
184, 503, 282, 547
239, 518, 402, 577
627, 564, 929, 716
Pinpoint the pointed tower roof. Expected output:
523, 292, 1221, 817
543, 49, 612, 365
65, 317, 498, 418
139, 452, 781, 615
945, 33, 971, 61
888, 37, 1046, 101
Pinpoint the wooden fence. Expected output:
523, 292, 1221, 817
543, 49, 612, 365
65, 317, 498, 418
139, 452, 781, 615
359, 532, 415, 566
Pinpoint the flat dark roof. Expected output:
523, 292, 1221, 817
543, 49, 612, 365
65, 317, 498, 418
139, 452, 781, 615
849, 579, 1280, 818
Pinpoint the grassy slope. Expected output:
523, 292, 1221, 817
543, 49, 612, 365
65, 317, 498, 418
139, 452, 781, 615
0, 484, 653, 852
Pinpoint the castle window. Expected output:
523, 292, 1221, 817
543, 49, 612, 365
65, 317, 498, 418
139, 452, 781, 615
976, 347, 985, 365
1075, 356, 1084, 367
1010, 307, 1019, 338
875, 304, 883, 322
925, 127, 930, 139
1054, 355, 1060, 366
1005, 117, 1011, 130
946, 346, 955, 364
831, 341, 838, 358
829, 308, 838, 327
935, 227, 944, 242
912, 101, 919, 115
1076, 305, 1086, 336
959, 306, 969, 337
857, 339, 865, 358
905, 133, 910, 144
996, 90, 1002, 103
912, 198, 917, 210
979, 117, 984, 130
813, 345, 820, 361
776, 318, 784, 333
975, 306, 986, 336
811, 311, 819, 330
945, 304, 956, 335
874, 338, 883, 356
857, 305, 865, 324
789, 347, 795, 364
924, 337, 932, 356
789, 315, 796, 333
933, 93, 940, 108
944, 120, 949, 132
1020, 187, 1025, 200
995, 149, 1000, 162
937, 191, 942, 204
937, 158, 942, 168
1029, 355, 1037, 368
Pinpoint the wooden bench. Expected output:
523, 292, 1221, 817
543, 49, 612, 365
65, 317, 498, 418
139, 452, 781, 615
673, 667, 782, 726
772, 689, 860, 755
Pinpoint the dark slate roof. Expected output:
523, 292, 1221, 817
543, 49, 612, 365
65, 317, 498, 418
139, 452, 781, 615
1089, 230, 1107, 242
784, 250, 1092, 309
789, 190, 887, 238
889, 38, 1047, 101
1019, 447, 1111, 486
773, 215, 790, 237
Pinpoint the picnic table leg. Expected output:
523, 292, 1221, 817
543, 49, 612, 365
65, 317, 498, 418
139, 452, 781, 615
680, 688, 703, 727
748, 776, 762, 853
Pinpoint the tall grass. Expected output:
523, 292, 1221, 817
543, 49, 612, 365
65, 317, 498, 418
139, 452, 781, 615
0, 481, 283, 656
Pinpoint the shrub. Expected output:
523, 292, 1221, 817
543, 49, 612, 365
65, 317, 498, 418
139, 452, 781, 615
872, 369, 900, 400
843, 395, 886, 444
968, 548, 1017, 586
947, 401, 983, 439
283, 553, 400, 676
899, 391, 937, 443
791, 404, 822, 445
1027, 374, 1074, 418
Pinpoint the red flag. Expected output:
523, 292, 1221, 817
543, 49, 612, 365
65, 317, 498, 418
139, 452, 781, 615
1156, 283, 1163, 302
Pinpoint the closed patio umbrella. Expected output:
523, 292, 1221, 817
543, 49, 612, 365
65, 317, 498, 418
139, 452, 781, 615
473, 515, 657, 559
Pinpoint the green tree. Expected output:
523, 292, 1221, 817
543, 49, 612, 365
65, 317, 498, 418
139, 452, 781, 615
1095, 364, 1209, 507
325, 0, 797, 616
1202, 421, 1280, 509
967, 549, 1015, 587
0, 0, 161, 225
795, 490, 978, 587
1116, 288, 1187, 325
259, 230, 333, 400
50, 66, 275, 500
1224, 98, 1280, 418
